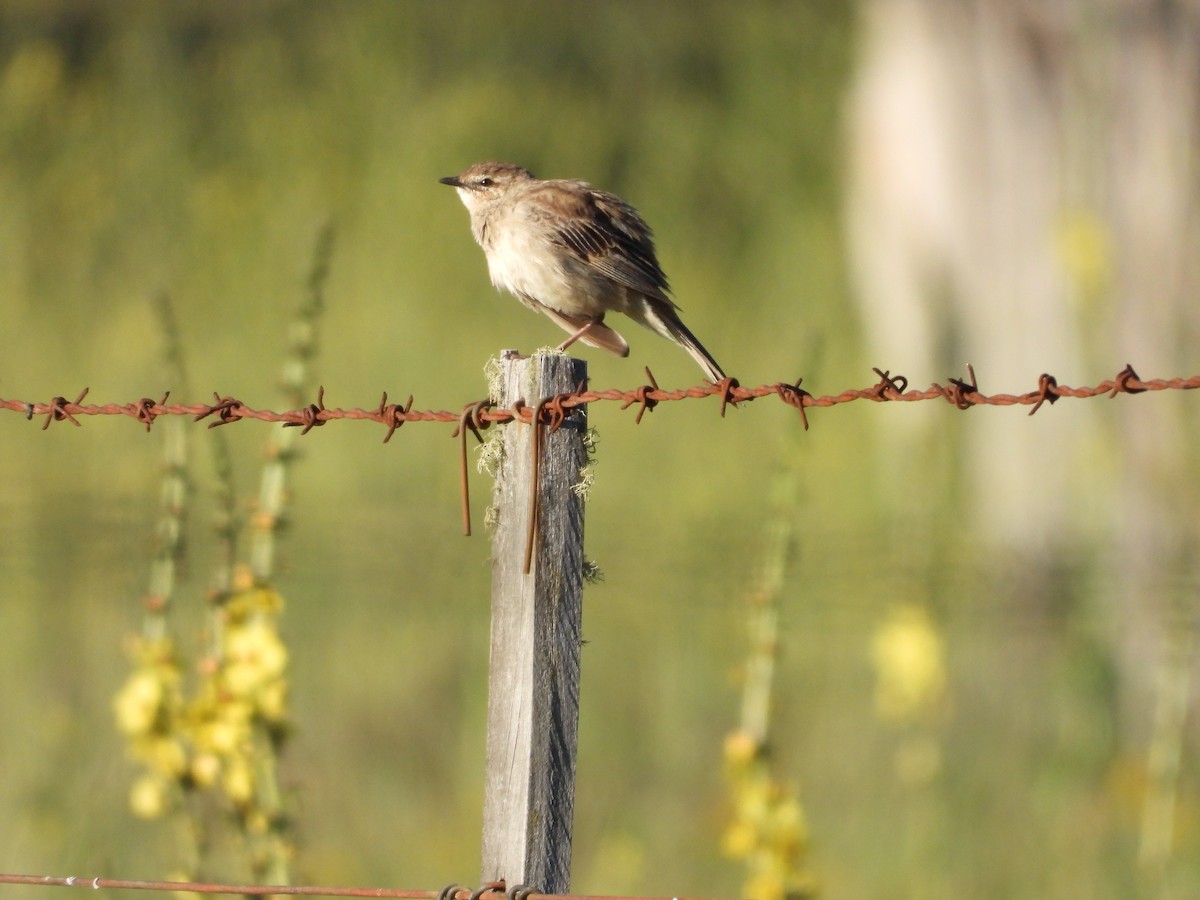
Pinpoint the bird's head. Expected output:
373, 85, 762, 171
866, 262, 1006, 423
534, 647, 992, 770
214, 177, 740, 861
438, 161, 535, 211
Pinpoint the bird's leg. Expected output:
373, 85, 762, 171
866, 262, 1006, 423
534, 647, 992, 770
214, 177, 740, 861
556, 321, 595, 352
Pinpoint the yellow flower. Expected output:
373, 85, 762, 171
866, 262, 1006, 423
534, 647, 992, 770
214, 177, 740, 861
190, 752, 221, 788
721, 820, 756, 859
770, 795, 807, 844
258, 679, 289, 723
113, 670, 165, 736
224, 620, 288, 698
198, 714, 247, 756
141, 735, 188, 776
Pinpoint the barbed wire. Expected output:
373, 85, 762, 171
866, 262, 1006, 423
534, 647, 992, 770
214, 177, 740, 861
0, 872, 720, 900
0, 363, 1191, 440
5, 362, 1194, 538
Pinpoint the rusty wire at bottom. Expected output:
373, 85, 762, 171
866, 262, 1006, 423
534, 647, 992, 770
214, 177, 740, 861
0, 872, 724, 900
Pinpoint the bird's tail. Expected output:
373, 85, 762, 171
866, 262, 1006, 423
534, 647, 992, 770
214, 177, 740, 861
634, 299, 727, 384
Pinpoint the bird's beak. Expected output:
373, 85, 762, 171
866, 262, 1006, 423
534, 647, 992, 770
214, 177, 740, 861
438, 176, 461, 187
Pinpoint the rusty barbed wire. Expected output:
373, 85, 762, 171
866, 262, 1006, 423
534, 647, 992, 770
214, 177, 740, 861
7, 364, 1195, 541
0, 872, 726, 900
2, 363, 1193, 439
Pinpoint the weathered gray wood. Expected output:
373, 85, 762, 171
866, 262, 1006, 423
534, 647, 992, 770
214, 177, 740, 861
482, 354, 587, 894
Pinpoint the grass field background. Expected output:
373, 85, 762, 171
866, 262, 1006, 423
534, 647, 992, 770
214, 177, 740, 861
0, 4, 1196, 898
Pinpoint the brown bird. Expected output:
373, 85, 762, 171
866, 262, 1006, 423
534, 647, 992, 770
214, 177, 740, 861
439, 161, 726, 383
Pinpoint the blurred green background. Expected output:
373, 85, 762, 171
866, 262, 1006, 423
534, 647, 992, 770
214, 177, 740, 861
1, 2, 1198, 898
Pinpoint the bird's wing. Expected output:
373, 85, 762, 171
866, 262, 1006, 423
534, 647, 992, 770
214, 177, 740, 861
531, 183, 678, 307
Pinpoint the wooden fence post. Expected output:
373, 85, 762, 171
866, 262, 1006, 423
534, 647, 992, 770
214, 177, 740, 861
481, 353, 587, 895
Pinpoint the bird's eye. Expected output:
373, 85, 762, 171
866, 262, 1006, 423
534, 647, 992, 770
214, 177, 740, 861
478, 177, 493, 187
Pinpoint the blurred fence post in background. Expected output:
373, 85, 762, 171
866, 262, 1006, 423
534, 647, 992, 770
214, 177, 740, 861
481, 353, 588, 894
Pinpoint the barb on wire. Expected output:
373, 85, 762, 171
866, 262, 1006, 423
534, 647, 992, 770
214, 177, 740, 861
381, 392, 417, 443
2, 363, 1197, 440
620, 367, 661, 424
41, 388, 89, 430
284, 385, 330, 435
195, 394, 247, 429
1110, 362, 1147, 396
946, 363, 979, 410
868, 368, 908, 399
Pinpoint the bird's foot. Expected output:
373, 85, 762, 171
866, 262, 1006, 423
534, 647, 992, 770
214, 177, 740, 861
555, 321, 596, 351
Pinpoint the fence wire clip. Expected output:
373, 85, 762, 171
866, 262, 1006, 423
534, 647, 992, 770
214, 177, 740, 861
522, 395, 556, 573
453, 398, 495, 538
471, 882, 508, 900
508, 397, 530, 427
452, 397, 494, 444
537, 389, 577, 434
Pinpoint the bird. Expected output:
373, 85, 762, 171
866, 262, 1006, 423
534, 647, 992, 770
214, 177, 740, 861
439, 161, 726, 383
